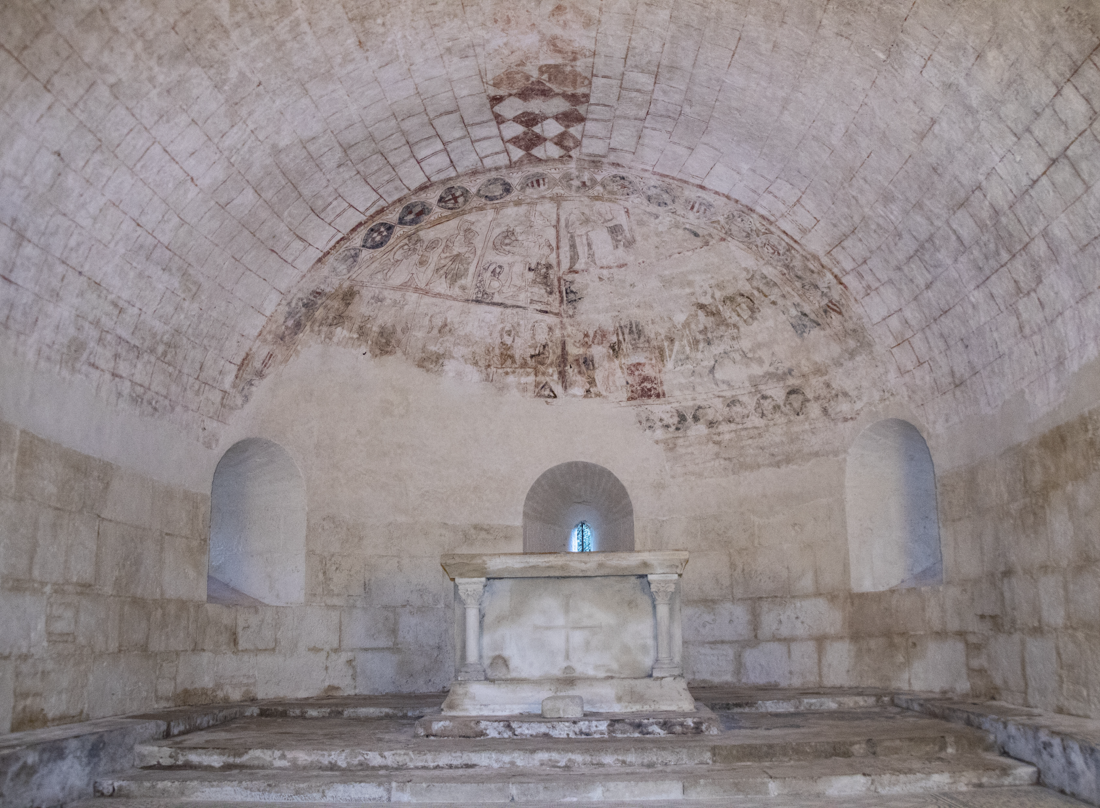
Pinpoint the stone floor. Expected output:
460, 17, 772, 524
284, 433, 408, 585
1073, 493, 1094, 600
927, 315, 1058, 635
63, 689, 1092, 806
70, 795, 1090, 808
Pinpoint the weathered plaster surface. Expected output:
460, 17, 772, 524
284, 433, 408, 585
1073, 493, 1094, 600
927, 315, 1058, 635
2, 0, 1100, 437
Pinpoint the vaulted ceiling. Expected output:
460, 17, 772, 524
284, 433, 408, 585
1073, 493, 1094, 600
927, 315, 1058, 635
2, 0, 1099, 438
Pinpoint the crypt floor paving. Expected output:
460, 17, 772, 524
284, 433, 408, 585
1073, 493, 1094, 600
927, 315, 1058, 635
74, 791, 1087, 807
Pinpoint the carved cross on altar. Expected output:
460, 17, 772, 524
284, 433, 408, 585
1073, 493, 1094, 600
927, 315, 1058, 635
533, 595, 603, 668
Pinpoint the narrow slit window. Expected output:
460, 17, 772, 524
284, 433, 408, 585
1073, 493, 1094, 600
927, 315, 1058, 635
571, 521, 594, 552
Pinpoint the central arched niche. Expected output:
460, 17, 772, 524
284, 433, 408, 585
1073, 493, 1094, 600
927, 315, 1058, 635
523, 462, 634, 553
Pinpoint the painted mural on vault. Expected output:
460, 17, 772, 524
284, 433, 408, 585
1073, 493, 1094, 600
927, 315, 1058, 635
232, 161, 885, 444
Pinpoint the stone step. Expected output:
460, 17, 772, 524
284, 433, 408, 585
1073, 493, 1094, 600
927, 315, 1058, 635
133, 712, 994, 771
69, 785, 1088, 808
695, 690, 893, 712
135, 732, 988, 771
95, 753, 1037, 802
251, 695, 441, 720
414, 705, 721, 738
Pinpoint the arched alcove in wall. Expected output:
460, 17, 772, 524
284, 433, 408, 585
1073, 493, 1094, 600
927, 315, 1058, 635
846, 419, 943, 592
208, 438, 307, 605
523, 462, 634, 553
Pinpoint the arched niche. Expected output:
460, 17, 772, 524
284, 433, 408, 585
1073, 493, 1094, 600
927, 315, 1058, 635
208, 438, 306, 605
845, 419, 943, 592
523, 461, 634, 552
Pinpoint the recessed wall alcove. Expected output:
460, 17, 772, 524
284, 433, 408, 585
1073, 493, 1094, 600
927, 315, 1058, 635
845, 419, 943, 592
208, 438, 307, 605
522, 461, 634, 553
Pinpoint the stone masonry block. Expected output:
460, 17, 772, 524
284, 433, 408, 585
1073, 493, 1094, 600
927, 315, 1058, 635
1025, 635, 1059, 710
161, 533, 207, 602
821, 639, 852, 687
851, 636, 910, 690
758, 596, 844, 640
355, 649, 401, 695
26, 506, 93, 584
789, 640, 820, 687
733, 544, 791, 599
1067, 566, 1100, 630
365, 556, 445, 607
740, 642, 790, 686
98, 468, 158, 530
147, 599, 194, 653
1038, 572, 1067, 629
45, 599, 77, 643
396, 606, 447, 648
237, 607, 277, 651
682, 602, 753, 643
0, 421, 16, 498
1, 497, 36, 581
13, 652, 92, 731
118, 598, 151, 651
85, 652, 156, 720
0, 658, 12, 733
681, 550, 731, 601
193, 604, 237, 652
0, 589, 46, 655
340, 607, 396, 650
987, 633, 1027, 694
542, 695, 583, 718
908, 635, 968, 693
684, 642, 737, 684
15, 431, 111, 514
95, 520, 162, 600
276, 606, 340, 653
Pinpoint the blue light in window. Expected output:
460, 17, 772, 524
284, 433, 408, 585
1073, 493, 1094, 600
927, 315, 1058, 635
571, 521, 593, 552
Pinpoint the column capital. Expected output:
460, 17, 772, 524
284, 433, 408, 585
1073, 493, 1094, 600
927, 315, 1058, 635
455, 577, 486, 607
647, 573, 678, 604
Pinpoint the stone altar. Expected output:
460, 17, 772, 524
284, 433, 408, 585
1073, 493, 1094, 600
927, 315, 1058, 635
437, 551, 695, 716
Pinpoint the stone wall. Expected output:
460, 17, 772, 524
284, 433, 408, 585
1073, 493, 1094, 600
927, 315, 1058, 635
677, 455, 971, 695
232, 345, 982, 704
5, 340, 1098, 734
0, 419, 358, 734
681, 401, 1100, 720
936, 403, 1100, 717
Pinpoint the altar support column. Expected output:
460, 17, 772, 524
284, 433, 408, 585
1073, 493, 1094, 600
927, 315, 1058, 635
456, 578, 486, 680
648, 573, 680, 678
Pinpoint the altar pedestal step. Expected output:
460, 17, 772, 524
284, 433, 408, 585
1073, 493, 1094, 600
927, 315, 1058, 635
91, 754, 1036, 803
74, 695, 1089, 807
131, 710, 996, 771
415, 703, 720, 738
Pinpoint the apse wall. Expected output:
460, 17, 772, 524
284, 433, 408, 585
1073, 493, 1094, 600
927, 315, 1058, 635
924, 357, 1100, 718
226, 343, 978, 699
4, 342, 1100, 734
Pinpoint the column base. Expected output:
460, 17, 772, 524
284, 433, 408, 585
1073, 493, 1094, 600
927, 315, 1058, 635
651, 663, 681, 678
457, 663, 486, 681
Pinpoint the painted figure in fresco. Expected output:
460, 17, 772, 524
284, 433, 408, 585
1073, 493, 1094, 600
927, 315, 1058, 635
365, 232, 441, 288
529, 320, 554, 372
429, 222, 480, 290
475, 262, 509, 302
491, 205, 555, 260
564, 204, 632, 270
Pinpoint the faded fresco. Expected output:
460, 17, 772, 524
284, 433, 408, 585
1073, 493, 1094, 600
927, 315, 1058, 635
232, 162, 888, 456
